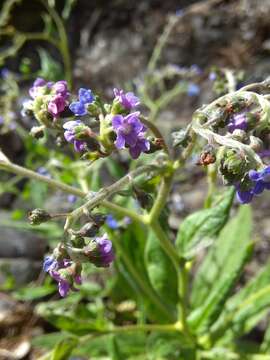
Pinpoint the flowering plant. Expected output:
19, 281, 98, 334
1, 2, 270, 359
1, 73, 270, 359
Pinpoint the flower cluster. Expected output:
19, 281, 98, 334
25, 77, 162, 160
43, 256, 81, 297
24, 78, 70, 125
43, 231, 114, 297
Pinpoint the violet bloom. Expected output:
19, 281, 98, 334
29, 77, 47, 98
235, 186, 254, 204
228, 113, 247, 133
69, 88, 94, 116
129, 134, 150, 159
112, 112, 150, 158
95, 234, 115, 267
48, 94, 66, 118
249, 167, 270, 195
43, 255, 58, 272
63, 120, 86, 152
113, 88, 140, 110
53, 80, 69, 99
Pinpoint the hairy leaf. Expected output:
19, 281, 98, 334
189, 206, 253, 332
176, 188, 235, 259
210, 261, 270, 343
145, 229, 178, 314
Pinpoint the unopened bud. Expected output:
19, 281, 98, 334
249, 136, 263, 152
75, 222, 99, 238
28, 208, 51, 225
30, 126, 44, 139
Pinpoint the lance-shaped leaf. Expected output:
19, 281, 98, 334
176, 188, 234, 259
189, 206, 253, 332
50, 337, 78, 360
209, 261, 270, 344
145, 229, 178, 316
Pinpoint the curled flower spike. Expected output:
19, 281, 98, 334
228, 113, 248, 133
69, 88, 94, 116
113, 88, 140, 110
112, 112, 150, 159
63, 120, 87, 152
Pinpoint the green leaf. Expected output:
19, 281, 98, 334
145, 229, 178, 313
176, 188, 235, 258
262, 320, 270, 353
51, 337, 78, 360
189, 206, 253, 332
210, 261, 270, 344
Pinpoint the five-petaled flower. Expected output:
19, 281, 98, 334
112, 112, 150, 159
69, 88, 94, 116
113, 88, 140, 110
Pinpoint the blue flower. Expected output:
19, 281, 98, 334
187, 83, 200, 97
235, 166, 270, 204
69, 88, 94, 116
106, 214, 119, 229
43, 255, 58, 272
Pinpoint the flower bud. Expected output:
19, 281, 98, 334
132, 186, 153, 210
28, 208, 51, 225
83, 234, 114, 268
74, 222, 100, 238
249, 136, 263, 152
30, 126, 44, 139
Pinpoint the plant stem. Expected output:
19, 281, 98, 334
140, 116, 170, 155
66, 165, 157, 229
40, 0, 73, 87
0, 152, 145, 224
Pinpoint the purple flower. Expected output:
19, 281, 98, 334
113, 88, 140, 110
43, 256, 81, 297
129, 135, 150, 159
58, 279, 70, 297
67, 194, 77, 204
106, 214, 119, 229
112, 112, 150, 158
187, 83, 200, 97
48, 94, 66, 118
235, 166, 270, 204
249, 167, 270, 194
235, 186, 254, 204
209, 72, 217, 81
43, 256, 58, 272
29, 77, 47, 98
63, 120, 86, 152
53, 81, 69, 99
95, 234, 115, 267
228, 113, 247, 133
69, 88, 94, 116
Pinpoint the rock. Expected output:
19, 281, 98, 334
0, 227, 46, 260
0, 258, 41, 286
